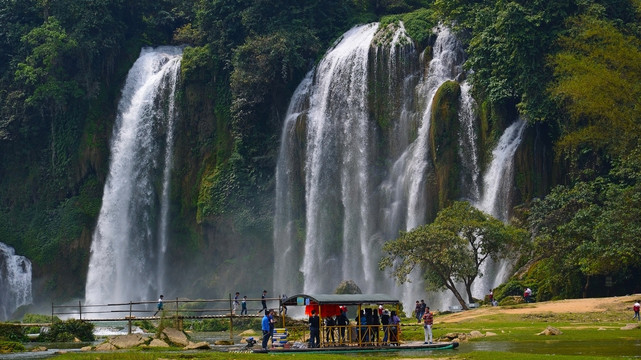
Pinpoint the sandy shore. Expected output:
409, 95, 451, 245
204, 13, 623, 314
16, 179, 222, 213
438, 294, 641, 323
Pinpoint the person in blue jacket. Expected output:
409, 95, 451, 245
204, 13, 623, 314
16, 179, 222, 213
261, 310, 270, 350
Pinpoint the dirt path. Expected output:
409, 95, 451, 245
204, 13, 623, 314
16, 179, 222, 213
438, 294, 641, 323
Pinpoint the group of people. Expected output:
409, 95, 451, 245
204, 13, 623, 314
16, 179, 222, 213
414, 300, 434, 344
260, 308, 278, 350
308, 305, 403, 348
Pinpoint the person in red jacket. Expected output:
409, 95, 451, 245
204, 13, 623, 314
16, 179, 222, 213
633, 300, 640, 321
422, 307, 433, 344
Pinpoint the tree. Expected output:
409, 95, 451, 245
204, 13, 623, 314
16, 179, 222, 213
529, 147, 641, 297
380, 201, 528, 309
548, 5, 641, 159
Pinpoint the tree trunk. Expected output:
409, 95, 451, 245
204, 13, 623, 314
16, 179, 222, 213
583, 275, 590, 298
445, 281, 469, 310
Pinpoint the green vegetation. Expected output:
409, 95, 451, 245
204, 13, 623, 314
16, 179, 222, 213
381, 202, 529, 309
1, 0, 641, 310
43, 319, 94, 342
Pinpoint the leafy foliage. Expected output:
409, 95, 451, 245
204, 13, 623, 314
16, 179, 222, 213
381, 201, 528, 308
0, 324, 26, 342
548, 6, 641, 158
44, 319, 94, 342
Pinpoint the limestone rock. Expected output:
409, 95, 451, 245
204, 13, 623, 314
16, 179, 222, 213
31, 346, 47, 352
334, 280, 362, 294
621, 323, 640, 330
469, 330, 484, 338
110, 334, 146, 349
240, 329, 257, 336
184, 341, 211, 350
80, 346, 92, 352
95, 342, 117, 351
148, 339, 170, 347
537, 326, 562, 336
485, 331, 497, 337
162, 327, 190, 347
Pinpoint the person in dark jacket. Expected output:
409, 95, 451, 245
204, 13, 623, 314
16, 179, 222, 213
309, 310, 320, 348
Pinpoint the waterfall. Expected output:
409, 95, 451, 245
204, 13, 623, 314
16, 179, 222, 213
471, 118, 527, 297
458, 82, 481, 202
274, 24, 468, 308
85, 46, 182, 305
0, 242, 32, 320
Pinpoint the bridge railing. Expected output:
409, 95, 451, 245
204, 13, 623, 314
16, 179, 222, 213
51, 295, 281, 338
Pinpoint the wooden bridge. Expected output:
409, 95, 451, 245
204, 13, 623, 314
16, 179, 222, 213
50, 295, 280, 337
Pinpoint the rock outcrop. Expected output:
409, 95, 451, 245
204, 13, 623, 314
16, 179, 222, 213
162, 327, 190, 346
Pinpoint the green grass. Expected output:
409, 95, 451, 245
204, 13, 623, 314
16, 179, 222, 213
46, 302, 641, 359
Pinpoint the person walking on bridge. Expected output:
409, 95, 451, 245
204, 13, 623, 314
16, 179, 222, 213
153, 295, 164, 316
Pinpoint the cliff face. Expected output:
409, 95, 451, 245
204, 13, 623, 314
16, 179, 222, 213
0, 30, 557, 312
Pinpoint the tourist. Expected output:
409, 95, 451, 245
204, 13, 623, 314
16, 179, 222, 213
258, 290, 268, 313
420, 299, 427, 320
422, 306, 433, 344
261, 310, 270, 350
268, 309, 276, 346
414, 300, 421, 322
324, 315, 335, 344
241, 295, 248, 315
390, 310, 401, 345
633, 300, 640, 321
381, 309, 390, 344
337, 307, 349, 344
233, 292, 240, 315
280, 294, 287, 315
153, 295, 164, 316
489, 289, 494, 304
309, 309, 320, 348
524, 287, 533, 303
371, 309, 380, 344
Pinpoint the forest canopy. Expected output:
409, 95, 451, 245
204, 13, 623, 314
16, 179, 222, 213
1, 0, 640, 303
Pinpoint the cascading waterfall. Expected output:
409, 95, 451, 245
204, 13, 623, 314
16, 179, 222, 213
471, 118, 527, 297
274, 24, 470, 308
0, 242, 32, 320
85, 46, 182, 305
458, 81, 481, 203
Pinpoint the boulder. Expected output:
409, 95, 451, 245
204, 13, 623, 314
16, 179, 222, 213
31, 346, 47, 352
184, 341, 211, 350
162, 327, 190, 347
537, 326, 562, 336
95, 342, 117, 351
485, 331, 497, 337
334, 280, 362, 294
148, 339, 170, 348
110, 334, 146, 349
469, 330, 484, 338
621, 323, 640, 330
80, 346, 92, 352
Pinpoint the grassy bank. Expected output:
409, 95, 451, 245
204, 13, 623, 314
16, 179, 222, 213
51, 295, 641, 359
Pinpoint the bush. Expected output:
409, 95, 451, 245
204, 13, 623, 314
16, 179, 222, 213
0, 340, 25, 353
44, 319, 94, 342
0, 324, 26, 342
22, 313, 55, 323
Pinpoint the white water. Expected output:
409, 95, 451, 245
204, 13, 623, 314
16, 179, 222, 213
0, 242, 32, 320
274, 24, 472, 309
85, 47, 182, 305
471, 118, 527, 297
458, 82, 481, 202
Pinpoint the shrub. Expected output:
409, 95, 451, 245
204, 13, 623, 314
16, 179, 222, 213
0, 340, 25, 353
0, 324, 26, 342
44, 319, 94, 342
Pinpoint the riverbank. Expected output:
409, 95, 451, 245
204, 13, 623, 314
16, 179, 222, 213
23, 294, 641, 359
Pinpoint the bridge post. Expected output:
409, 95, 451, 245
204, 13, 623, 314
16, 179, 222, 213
51, 302, 54, 323
128, 302, 132, 334
229, 294, 234, 341
79, 300, 82, 320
